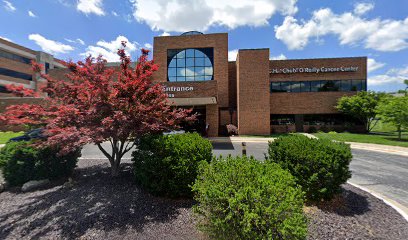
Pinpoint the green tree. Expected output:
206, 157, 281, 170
336, 91, 386, 132
377, 96, 408, 140
404, 79, 408, 96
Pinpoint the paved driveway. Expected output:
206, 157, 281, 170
211, 141, 408, 211
81, 141, 408, 211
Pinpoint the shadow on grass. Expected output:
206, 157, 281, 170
0, 163, 194, 239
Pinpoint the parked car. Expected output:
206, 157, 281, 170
8, 128, 46, 142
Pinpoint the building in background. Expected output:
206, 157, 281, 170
152, 32, 367, 136
1, 32, 367, 136
0, 38, 64, 97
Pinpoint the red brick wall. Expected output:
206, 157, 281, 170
270, 92, 356, 114
206, 104, 218, 137
153, 33, 229, 107
269, 57, 367, 114
237, 49, 270, 135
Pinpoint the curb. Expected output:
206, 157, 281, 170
347, 181, 408, 222
347, 143, 408, 157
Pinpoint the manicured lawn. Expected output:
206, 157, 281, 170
313, 132, 408, 148
0, 131, 23, 144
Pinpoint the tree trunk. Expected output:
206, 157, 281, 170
398, 125, 402, 140
110, 158, 121, 177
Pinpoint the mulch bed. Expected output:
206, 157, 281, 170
1, 158, 407, 240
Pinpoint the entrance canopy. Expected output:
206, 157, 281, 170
168, 97, 217, 106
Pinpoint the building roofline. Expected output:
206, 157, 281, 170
154, 32, 228, 39
0, 37, 37, 55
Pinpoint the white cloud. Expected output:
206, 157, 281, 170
0, 36, 12, 42
274, 6, 408, 52
65, 38, 85, 45
130, 0, 298, 32
144, 43, 152, 49
28, 10, 37, 17
367, 58, 385, 73
160, 32, 170, 36
77, 0, 105, 16
111, 11, 118, 17
81, 35, 139, 62
228, 49, 238, 61
28, 34, 74, 54
354, 2, 374, 15
368, 66, 408, 86
3, 0, 16, 12
270, 54, 287, 60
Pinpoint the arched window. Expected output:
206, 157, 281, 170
167, 48, 213, 82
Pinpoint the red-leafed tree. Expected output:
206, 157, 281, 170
0, 43, 194, 176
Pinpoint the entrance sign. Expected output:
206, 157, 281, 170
163, 86, 194, 98
270, 66, 359, 74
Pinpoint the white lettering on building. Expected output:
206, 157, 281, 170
163, 86, 194, 98
270, 66, 359, 74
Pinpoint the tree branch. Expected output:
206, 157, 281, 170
97, 143, 114, 165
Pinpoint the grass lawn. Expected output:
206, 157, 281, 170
0, 131, 23, 144
313, 132, 408, 148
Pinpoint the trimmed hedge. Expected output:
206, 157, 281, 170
132, 133, 212, 197
266, 134, 352, 201
0, 141, 81, 186
192, 155, 307, 240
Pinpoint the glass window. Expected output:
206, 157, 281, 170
186, 49, 194, 57
186, 58, 194, 67
288, 82, 300, 92
0, 50, 32, 64
204, 58, 212, 66
341, 80, 351, 91
186, 67, 194, 76
194, 58, 205, 66
300, 81, 311, 92
195, 67, 204, 76
0, 85, 11, 93
168, 68, 177, 77
176, 51, 185, 58
320, 80, 339, 91
167, 48, 214, 82
177, 58, 185, 67
351, 80, 363, 91
281, 82, 290, 92
169, 59, 177, 68
176, 76, 186, 81
310, 81, 321, 92
362, 80, 367, 91
0, 67, 32, 81
271, 82, 281, 92
204, 67, 213, 75
194, 49, 205, 58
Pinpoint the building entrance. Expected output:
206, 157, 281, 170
180, 107, 207, 136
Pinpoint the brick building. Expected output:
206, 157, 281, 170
153, 31, 367, 136
0, 38, 64, 97
1, 32, 367, 136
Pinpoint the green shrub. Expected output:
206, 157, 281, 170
132, 133, 212, 197
0, 141, 81, 186
266, 134, 352, 201
192, 155, 307, 240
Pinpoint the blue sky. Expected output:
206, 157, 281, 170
0, 0, 407, 92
